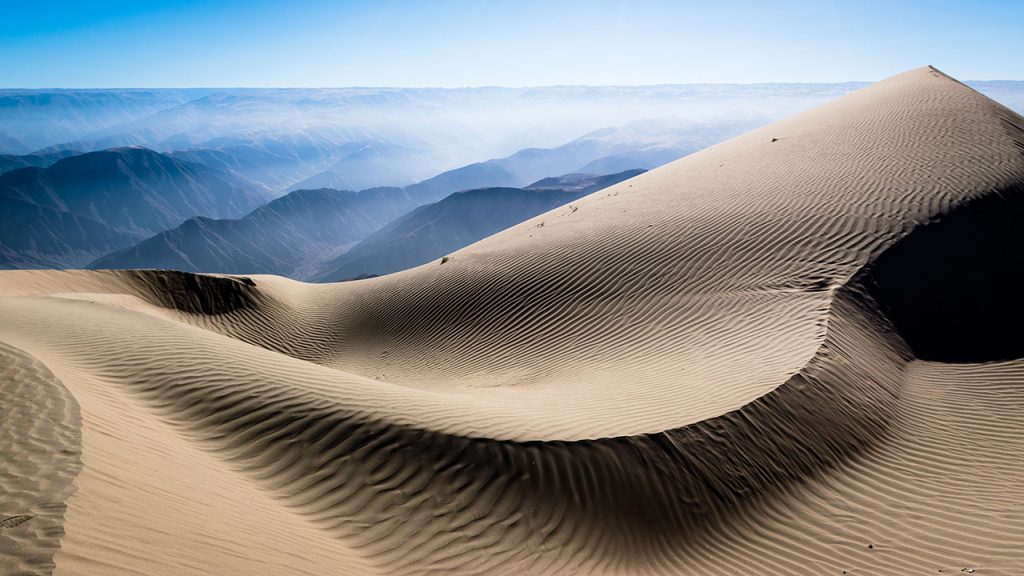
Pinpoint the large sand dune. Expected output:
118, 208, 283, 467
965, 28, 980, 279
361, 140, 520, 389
1, 66, 1023, 575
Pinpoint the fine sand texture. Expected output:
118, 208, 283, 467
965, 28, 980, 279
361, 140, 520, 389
1, 66, 1022, 574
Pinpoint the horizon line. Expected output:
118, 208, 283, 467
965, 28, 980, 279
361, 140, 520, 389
4, 79, 1024, 92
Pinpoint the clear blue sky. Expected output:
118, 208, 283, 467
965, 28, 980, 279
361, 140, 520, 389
2, 0, 1022, 87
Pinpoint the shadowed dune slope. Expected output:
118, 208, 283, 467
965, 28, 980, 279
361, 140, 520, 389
1, 66, 1023, 575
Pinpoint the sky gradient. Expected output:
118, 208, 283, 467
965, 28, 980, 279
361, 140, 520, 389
2, 0, 1023, 87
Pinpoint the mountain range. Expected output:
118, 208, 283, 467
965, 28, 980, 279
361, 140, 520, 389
0, 147, 267, 267
88, 186, 422, 277
90, 170, 644, 279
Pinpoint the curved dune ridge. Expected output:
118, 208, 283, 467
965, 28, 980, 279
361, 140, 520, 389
0, 66, 1022, 574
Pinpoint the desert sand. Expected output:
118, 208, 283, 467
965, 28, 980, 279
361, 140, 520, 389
1, 66, 1022, 575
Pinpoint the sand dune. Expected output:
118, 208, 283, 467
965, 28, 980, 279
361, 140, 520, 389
1, 66, 1022, 575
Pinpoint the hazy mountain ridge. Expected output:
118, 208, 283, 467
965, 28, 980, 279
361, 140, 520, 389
321, 119, 751, 198
313, 170, 645, 282
88, 186, 422, 276
489, 119, 750, 183
0, 150, 80, 174
84, 150, 533, 277
287, 140, 443, 191
0, 147, 267, 267
82, 158, 528, 277
0, 196, 137, 268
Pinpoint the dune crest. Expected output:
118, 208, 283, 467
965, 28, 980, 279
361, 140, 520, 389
1, 66, 1023, 574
